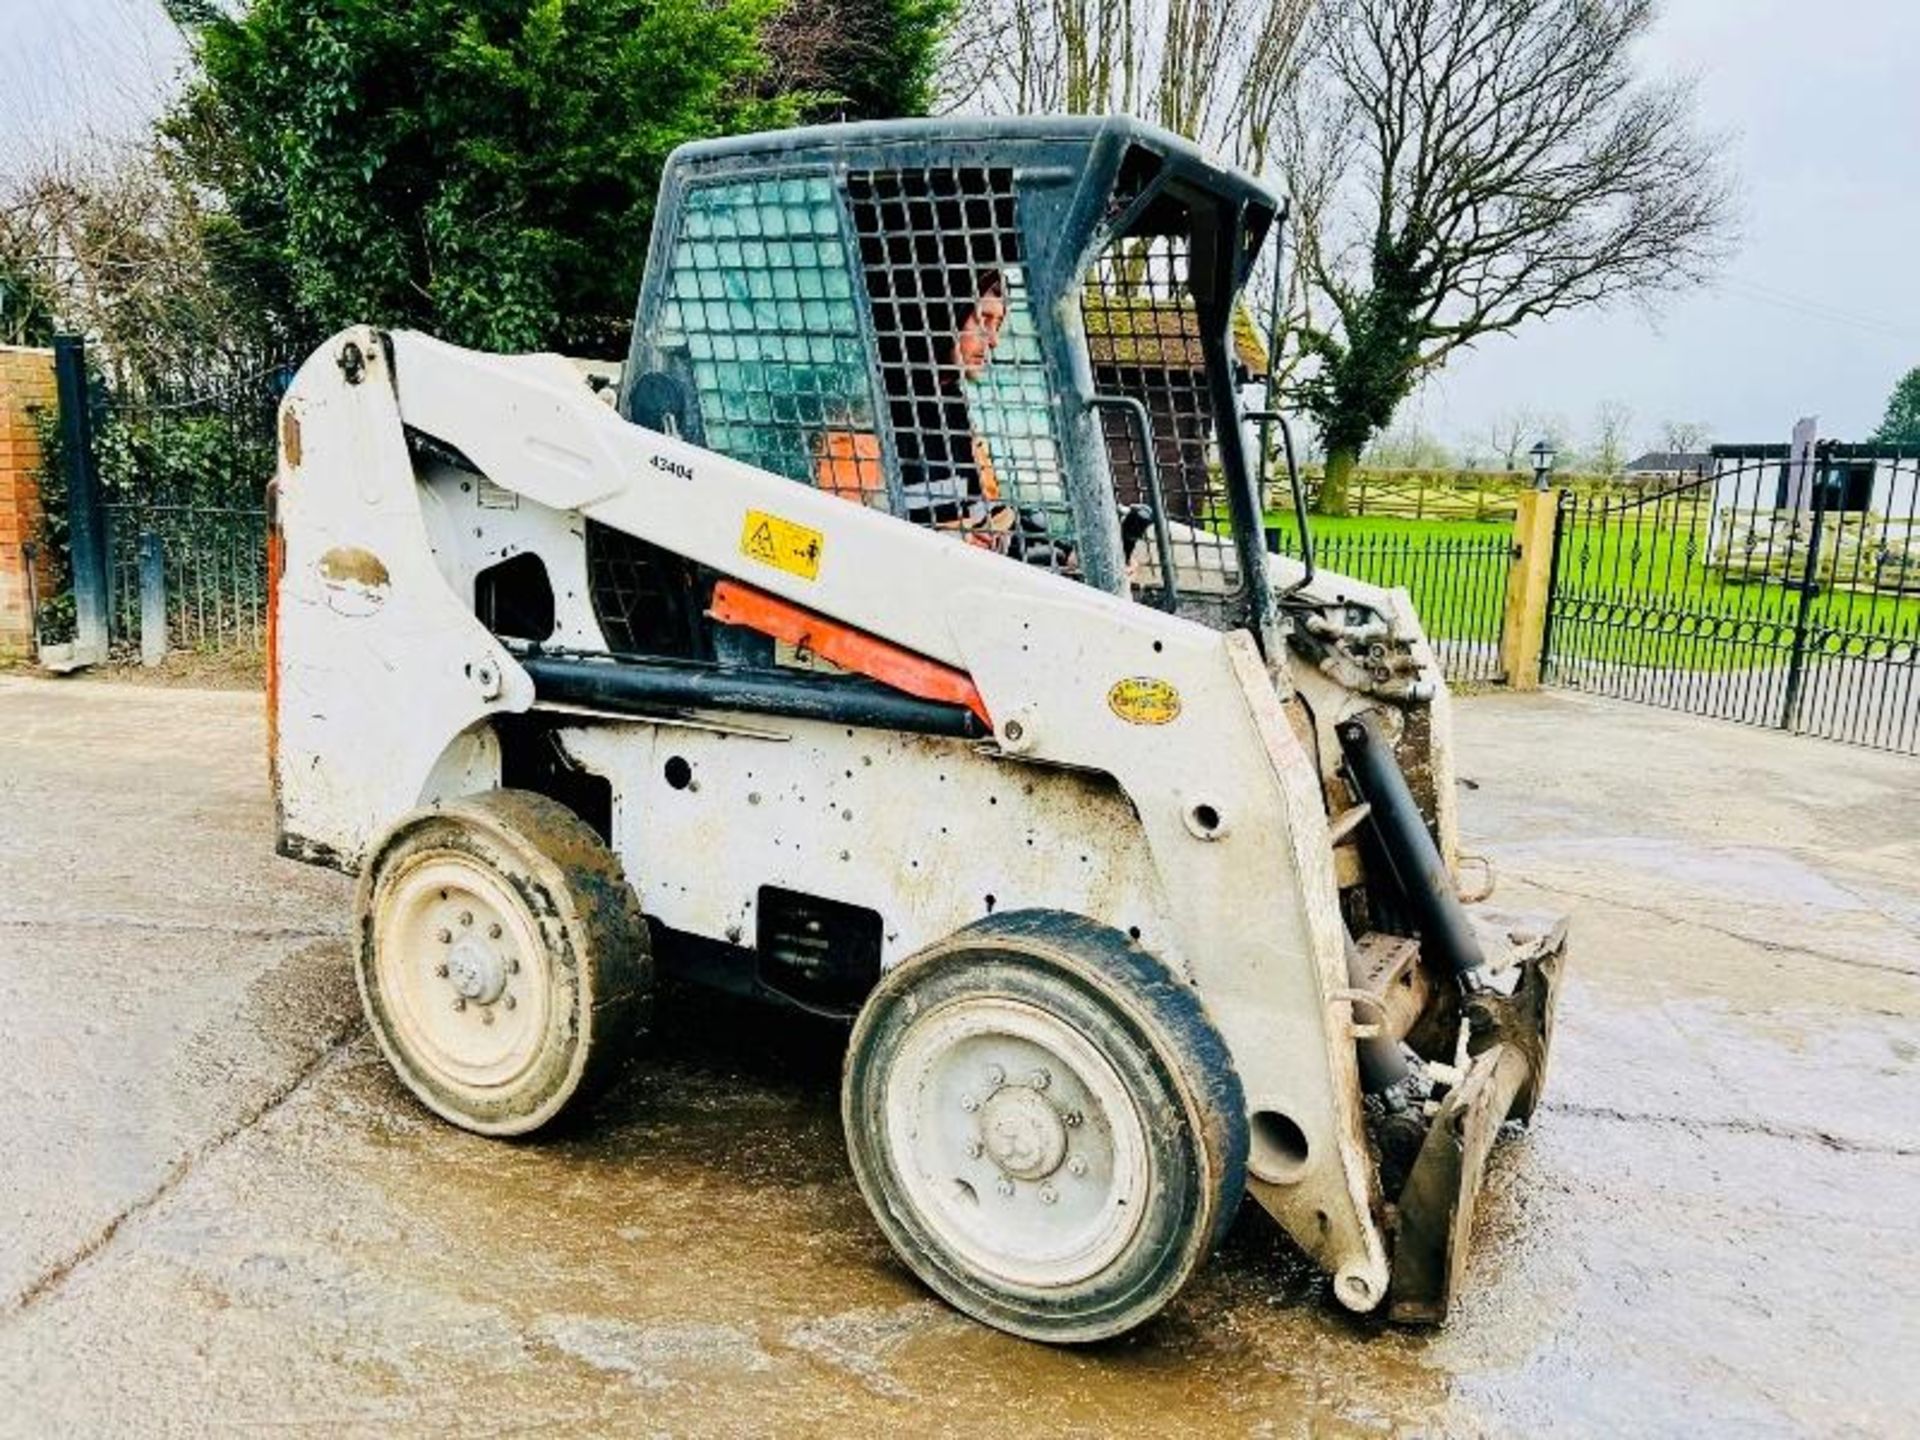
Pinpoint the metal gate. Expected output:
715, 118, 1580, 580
1545, 444, 1920, 753
104, 504, 269, 651
37, 336, 284, 660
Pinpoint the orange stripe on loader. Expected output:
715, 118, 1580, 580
708, 580, 992, 729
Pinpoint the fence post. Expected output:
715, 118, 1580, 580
52, 335, 110, 663
139, 530, 167, 666
1499, 488, 1561, 689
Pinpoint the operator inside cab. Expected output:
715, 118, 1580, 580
815, 186, 1070, 568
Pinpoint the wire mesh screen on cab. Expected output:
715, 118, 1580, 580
845, 168, 1075, 572
593, 173, 871, 655
591, 162, 1265, 655
656, 174, 875, 485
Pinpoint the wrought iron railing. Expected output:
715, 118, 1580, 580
1267, 521, 1512, 685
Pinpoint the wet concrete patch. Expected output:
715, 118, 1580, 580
0, 926, 357, 1306
534, 1314, 776, 1390
3, 1038, 1470, 1435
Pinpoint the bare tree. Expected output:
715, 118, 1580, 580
1659, 419, 1713, 454
758, 0, 870, 101
1483, 409, 1537, 471
1479, 411, 1575, 474
0, 141, 264, 387
1279, 0, 1734, 509
752, 0, 953, 119
941, 0, 1314, 172
1588, 398, 1635, 476
1367, 418, 1454, 470
1531, 411, 1572, 471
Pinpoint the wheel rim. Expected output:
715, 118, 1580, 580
884, 995, 1151, 1290
373, 851, 554, 1094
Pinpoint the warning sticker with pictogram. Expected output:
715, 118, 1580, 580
739, 509, 825, 581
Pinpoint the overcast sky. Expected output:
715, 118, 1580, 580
4, 0, 1916, 455
1417, 0, 1920, 456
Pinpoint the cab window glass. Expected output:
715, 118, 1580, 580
655, 176, 879, 493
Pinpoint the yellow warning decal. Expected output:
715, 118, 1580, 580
1108, 677, 1181, 726
740, 509, 824, 581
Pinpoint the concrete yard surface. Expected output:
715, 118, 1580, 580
0, 676, 1916, 1437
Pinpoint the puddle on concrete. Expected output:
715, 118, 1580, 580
288, 984, 1470, 1434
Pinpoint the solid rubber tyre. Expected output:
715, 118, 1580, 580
842, 909, 1247, 1343
354, 789, 651, 1136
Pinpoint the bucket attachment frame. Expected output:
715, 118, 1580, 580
1387, 922, 1566, 1324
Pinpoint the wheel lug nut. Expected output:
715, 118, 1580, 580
481, 1009, 495, 1026
1064, 1110, 1083, 1128
996, 1177, 1015, 1197
984, 1063, 1005, 1087
459, 911, 474, 928
1030, 1068, 1051, 1091
503, 995, 516, 1011
965, 1140, 983, 1159
1068, 1156, 1088, 1177
488, 922, 502, 940
435, 963, 449, 978
960, 1093, 979, 1113
452, 997, 466, 1012
507, 959, 520, 975
436, 928, 452, 944
1039, 1184, 1058, 1205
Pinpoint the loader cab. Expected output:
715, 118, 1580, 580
603, 117, 1284, 657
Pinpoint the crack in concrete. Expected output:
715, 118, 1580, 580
1544, 1100, 1920, 1159
1502, 876, 1920, 978
2, 1019, 363, 1319
0, 912, 343, 942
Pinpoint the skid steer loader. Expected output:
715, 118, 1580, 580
269, 116, 1565, 1342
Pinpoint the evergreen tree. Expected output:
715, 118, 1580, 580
162, 0, 815, 355
1871, 367, 1920, 446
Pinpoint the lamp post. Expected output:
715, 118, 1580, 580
1530, 439, 1557, 491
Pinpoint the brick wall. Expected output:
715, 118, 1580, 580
0, 346, 57, 659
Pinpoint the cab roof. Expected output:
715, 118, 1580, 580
662, 115, 1281, 222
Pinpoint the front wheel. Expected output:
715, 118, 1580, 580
842, 910, 1246, 1343
354, 789, 651, 1136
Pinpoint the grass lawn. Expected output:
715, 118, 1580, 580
1263, 511, 1920, 676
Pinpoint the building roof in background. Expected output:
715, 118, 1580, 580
1625, 451, 1712, 473
1083, 294, 1270, 377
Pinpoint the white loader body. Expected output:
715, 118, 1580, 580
271, 326, 1445, 1308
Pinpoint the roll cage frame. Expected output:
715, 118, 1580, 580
621, 116, 1288, 656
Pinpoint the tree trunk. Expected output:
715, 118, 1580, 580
1318, 446, 1359, 516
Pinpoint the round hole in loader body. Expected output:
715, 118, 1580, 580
354, 789, 652, 1136
842, 909, 1247, 1344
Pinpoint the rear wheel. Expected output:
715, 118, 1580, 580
354, 789, 650, 1136
843, 910, 1246, 1343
